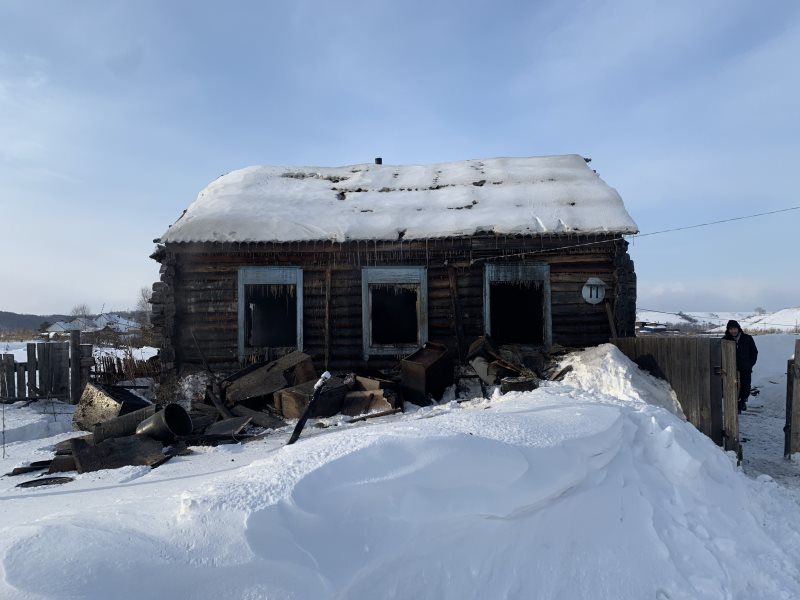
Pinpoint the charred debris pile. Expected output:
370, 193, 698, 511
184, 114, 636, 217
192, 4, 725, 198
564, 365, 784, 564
7, 339, 572, 488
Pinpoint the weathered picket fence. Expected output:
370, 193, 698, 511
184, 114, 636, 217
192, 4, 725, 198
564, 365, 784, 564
0, 331, 94, 404
93, 353, 160, 385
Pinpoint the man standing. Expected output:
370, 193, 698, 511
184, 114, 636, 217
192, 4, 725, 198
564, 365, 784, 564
722, 320, 758, 413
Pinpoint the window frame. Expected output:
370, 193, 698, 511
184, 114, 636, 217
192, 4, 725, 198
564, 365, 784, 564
238, 266, 303, 359
483, 263, 552, 347
362, 266, 428, 359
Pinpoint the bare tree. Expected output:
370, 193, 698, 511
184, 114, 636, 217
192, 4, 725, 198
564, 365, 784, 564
70, 303, 92, 318
754, 307, 767, 315
136, 286, 153, 327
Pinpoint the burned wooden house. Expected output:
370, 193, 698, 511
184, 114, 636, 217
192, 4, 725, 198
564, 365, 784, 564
150, 155, 638, 378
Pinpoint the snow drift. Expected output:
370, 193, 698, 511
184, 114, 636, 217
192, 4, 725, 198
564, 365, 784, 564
2, 347, 800, 599
559, 343, 685, 418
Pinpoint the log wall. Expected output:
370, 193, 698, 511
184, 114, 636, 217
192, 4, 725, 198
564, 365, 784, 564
150, 234, 636, 375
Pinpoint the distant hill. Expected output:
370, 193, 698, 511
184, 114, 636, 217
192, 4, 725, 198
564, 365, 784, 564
637, 308, 800, 334
0, 311, 72, 332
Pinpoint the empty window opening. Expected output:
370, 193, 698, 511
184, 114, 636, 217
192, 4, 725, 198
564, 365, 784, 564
489, 280, 545, 344
484, 263, 551, 347
362, 266, 427, 357
245, 284, 297, 348
238, 267, 303, 358
370, 284, 419, 345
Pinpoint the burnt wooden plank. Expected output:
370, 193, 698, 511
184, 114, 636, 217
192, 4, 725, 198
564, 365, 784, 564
71, 436, 166, 473
790, 341, 800, 455
2, 354, 15, 398
26, 343, 36, 396
721, 339, 739, 454
69, 331, 81, 405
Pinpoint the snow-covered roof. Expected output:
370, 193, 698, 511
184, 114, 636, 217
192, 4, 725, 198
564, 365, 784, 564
159, 155, 638, 244
95, 313, 139, 332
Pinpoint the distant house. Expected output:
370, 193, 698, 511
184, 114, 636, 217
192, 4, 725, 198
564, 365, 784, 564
46, 314, 140, 335
46, 318, 97, 334
46, 321, 73, 334
150, 155, 638, 376
94, 313, 139, 333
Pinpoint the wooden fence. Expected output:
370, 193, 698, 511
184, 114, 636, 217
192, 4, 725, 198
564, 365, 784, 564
93, 353, 160, 385
1, 331, 94, 404
785, 340, 800, 457
612, 337, 740, 453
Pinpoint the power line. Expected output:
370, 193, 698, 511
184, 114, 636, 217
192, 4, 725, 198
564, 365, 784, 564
632, 205, 800, 239
470, 204, 800, 263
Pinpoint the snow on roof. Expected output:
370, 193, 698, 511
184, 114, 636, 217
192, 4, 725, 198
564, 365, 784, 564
159, 155, 638, 244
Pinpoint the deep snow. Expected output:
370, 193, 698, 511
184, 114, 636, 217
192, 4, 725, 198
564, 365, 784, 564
159, 155, 638, 244
2, 344, 800, 599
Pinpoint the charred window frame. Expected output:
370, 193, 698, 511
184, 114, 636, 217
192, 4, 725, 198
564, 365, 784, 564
238, 266, 303, 359
483, 263, 552, 347
362, 267, 428, 359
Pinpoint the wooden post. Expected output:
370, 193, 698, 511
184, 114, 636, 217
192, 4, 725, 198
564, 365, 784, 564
80, 344, 93, 392
49, 342, 70, 400
69, 330, 81, 404
447, 266, 466, 363
604, 300, 618, 339
16, 364, 26, 399
790, 341, 800, 457
38, 343, 51, 396
709, 338, 724, 446
26, 343, 36, 396
324, 268, 332, 371
721, 339, 739, 454
0, 355, 7, 397
2, 354, 15, 398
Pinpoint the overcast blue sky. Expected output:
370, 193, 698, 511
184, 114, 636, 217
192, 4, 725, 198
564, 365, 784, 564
1, 0, 798, 314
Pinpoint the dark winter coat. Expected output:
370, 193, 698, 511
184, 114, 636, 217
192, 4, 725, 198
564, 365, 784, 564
722, 328, 758, 373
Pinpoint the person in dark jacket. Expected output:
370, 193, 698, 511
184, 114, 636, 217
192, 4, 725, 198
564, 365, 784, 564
722, 319, 758, 412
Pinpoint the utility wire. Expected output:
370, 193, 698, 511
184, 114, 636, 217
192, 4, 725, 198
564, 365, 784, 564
470, 205, 800, 264
632, 205, 800, 238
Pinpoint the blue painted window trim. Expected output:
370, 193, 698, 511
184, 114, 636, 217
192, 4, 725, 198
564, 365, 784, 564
483, 263, 552, 347
238, 266, 303, 359
362, 266, 428, 359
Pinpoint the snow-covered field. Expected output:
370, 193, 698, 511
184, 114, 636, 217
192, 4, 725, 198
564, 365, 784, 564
637, 308, 800, 333
3, 342, 800, 598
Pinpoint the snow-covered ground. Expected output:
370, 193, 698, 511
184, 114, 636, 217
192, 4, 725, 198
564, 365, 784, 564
637, 308, 800, 333
3, 344, 800, 598
0, 400, 74, 446
739, 334, 800, 487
